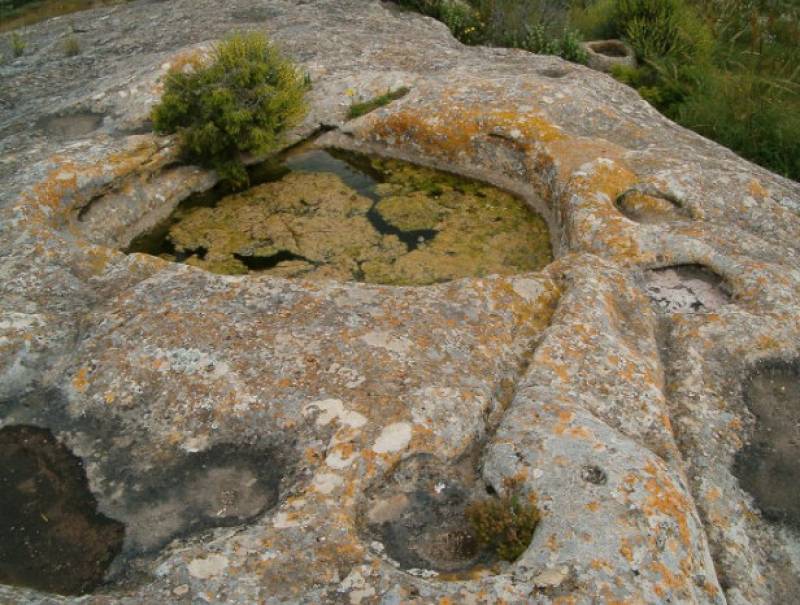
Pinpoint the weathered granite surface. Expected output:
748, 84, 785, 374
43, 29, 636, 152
1, 0, 800, 603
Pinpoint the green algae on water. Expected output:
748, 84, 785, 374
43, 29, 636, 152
128, 149, 553, 286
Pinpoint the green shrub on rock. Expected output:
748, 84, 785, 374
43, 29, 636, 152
152, 31, 308, 186
467, 491, 540, 562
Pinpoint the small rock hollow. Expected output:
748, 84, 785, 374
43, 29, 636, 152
734, 361, 800, 530
113, 443, 283, 557
587, 40, 629, 58
644, 264, 731, 314
615, 187, 691, 224
35, 111, 105, 138
360, 454, 529, 575
126, 146, 553, 285
0, 425, 125, 596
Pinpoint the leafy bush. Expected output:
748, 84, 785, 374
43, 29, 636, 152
152, 31, 308, 186
439, 0, 483, 44
466, 491, 540, 561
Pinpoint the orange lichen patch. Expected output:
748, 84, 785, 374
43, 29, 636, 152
72, 367, 90, 393
369, 95, 566, 164
24, 160, 81, 214
748, 179, 769, 199
619, 538, 634, 563
591, 558, 613, 572
704, 581, 719, 597
304, 447, 323, 465
76, 244, 117, 276
567, 425, 593, 440
586, 501, 601, 512
554, 408, 576, 435
549, 138, 626, 180
649, 561, 686, 591
705, 486, 722, 503
106, 138, 168, 178
642, 462, 692, 546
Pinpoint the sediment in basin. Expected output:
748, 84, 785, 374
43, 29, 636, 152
126, 147, 553, 286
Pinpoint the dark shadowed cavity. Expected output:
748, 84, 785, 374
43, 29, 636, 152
0, 425, 124, 596
734, 360, 800, 531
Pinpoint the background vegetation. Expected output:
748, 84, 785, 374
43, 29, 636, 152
0, 0, 129, 33
397, 0, 800, 181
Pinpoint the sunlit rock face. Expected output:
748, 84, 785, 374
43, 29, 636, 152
2, 1, 800, 604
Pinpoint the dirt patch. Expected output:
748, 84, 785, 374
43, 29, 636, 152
734, 361, 800, 530
644, 265, 731, 314
0, 425, 124, 595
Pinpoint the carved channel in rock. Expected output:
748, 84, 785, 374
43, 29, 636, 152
615, 186, 691, 223
644, 264, 731, 314
35, 111, 105, 139
734, 361, 800, 531
0, 425, 125, 596
125, 146, 553, 285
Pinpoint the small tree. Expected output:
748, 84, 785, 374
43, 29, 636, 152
152, 31, 308, 186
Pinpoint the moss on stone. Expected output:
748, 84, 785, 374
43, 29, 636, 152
160, 151, 552, 285
375, 192, 445, 231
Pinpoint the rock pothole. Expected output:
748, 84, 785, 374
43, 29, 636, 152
582, 39, 636, 73
734, 361, 800, 530
0, 425, 125, 596
644, 264, 731, 314
615, 187, 691, 223
125, 146, 553, 285
361, 454, 488, 574
360, 453, 538, 576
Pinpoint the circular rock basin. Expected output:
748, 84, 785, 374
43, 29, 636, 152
126, 148, 553, 285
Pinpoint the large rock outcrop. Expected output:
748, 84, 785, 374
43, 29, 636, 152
1, 1, 799, 603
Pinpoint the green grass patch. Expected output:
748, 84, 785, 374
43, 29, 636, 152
347, 87, 410, 119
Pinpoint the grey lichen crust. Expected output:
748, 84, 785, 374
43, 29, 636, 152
1, 1, 800, 604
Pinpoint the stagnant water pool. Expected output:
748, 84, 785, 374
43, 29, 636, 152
127, 147, 552, 286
